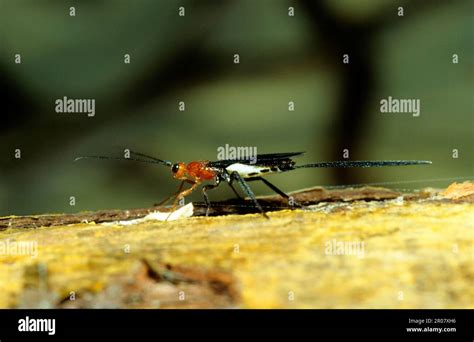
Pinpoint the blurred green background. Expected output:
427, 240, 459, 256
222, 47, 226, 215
1, 0, 472, 215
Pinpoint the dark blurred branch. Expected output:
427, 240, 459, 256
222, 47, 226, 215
1, 63, 38, 132
300, 0, 375, 184
299, 0, 464, 184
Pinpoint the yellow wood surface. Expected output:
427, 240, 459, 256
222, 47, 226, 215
0, 183, 473, 308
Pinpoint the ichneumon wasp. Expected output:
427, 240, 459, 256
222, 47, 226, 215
75, 150, 431, 218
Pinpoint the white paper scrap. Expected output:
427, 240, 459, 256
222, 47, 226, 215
101, 203, 194, 226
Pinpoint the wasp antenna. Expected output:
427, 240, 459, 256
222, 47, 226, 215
74, 155, 116, 162
73, 155, 171, 166
127, 149, 173, 167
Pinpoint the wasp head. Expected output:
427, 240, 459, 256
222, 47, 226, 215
171, 162, 186, 179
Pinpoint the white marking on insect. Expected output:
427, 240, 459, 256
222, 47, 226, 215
225, 163, 279, 178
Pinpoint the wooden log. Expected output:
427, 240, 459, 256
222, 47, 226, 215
0, 182, 472, 308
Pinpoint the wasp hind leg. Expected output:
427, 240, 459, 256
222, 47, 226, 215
247, 177, 301, 208
227, 182, 243, 200
230, 172, 268, 219
247, 177, 288, 198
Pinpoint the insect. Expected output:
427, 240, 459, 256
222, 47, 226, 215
75, 151, 431, 218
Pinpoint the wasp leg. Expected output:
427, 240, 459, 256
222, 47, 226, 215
227, 182, 243, 199
230, 172, 268, 219
174, 180, 199, 205
246, 177, 301, 208
166, 180, 198, 221
247, 177, 288, 198
155, 180, 186, 206
202, 182, 221, 217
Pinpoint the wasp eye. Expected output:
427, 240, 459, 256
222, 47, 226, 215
171, 163, 180, 173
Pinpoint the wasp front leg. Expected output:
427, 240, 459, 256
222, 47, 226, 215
165, 180, 200, 221
174, 180, 200, 205
155, 180, 186, 206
